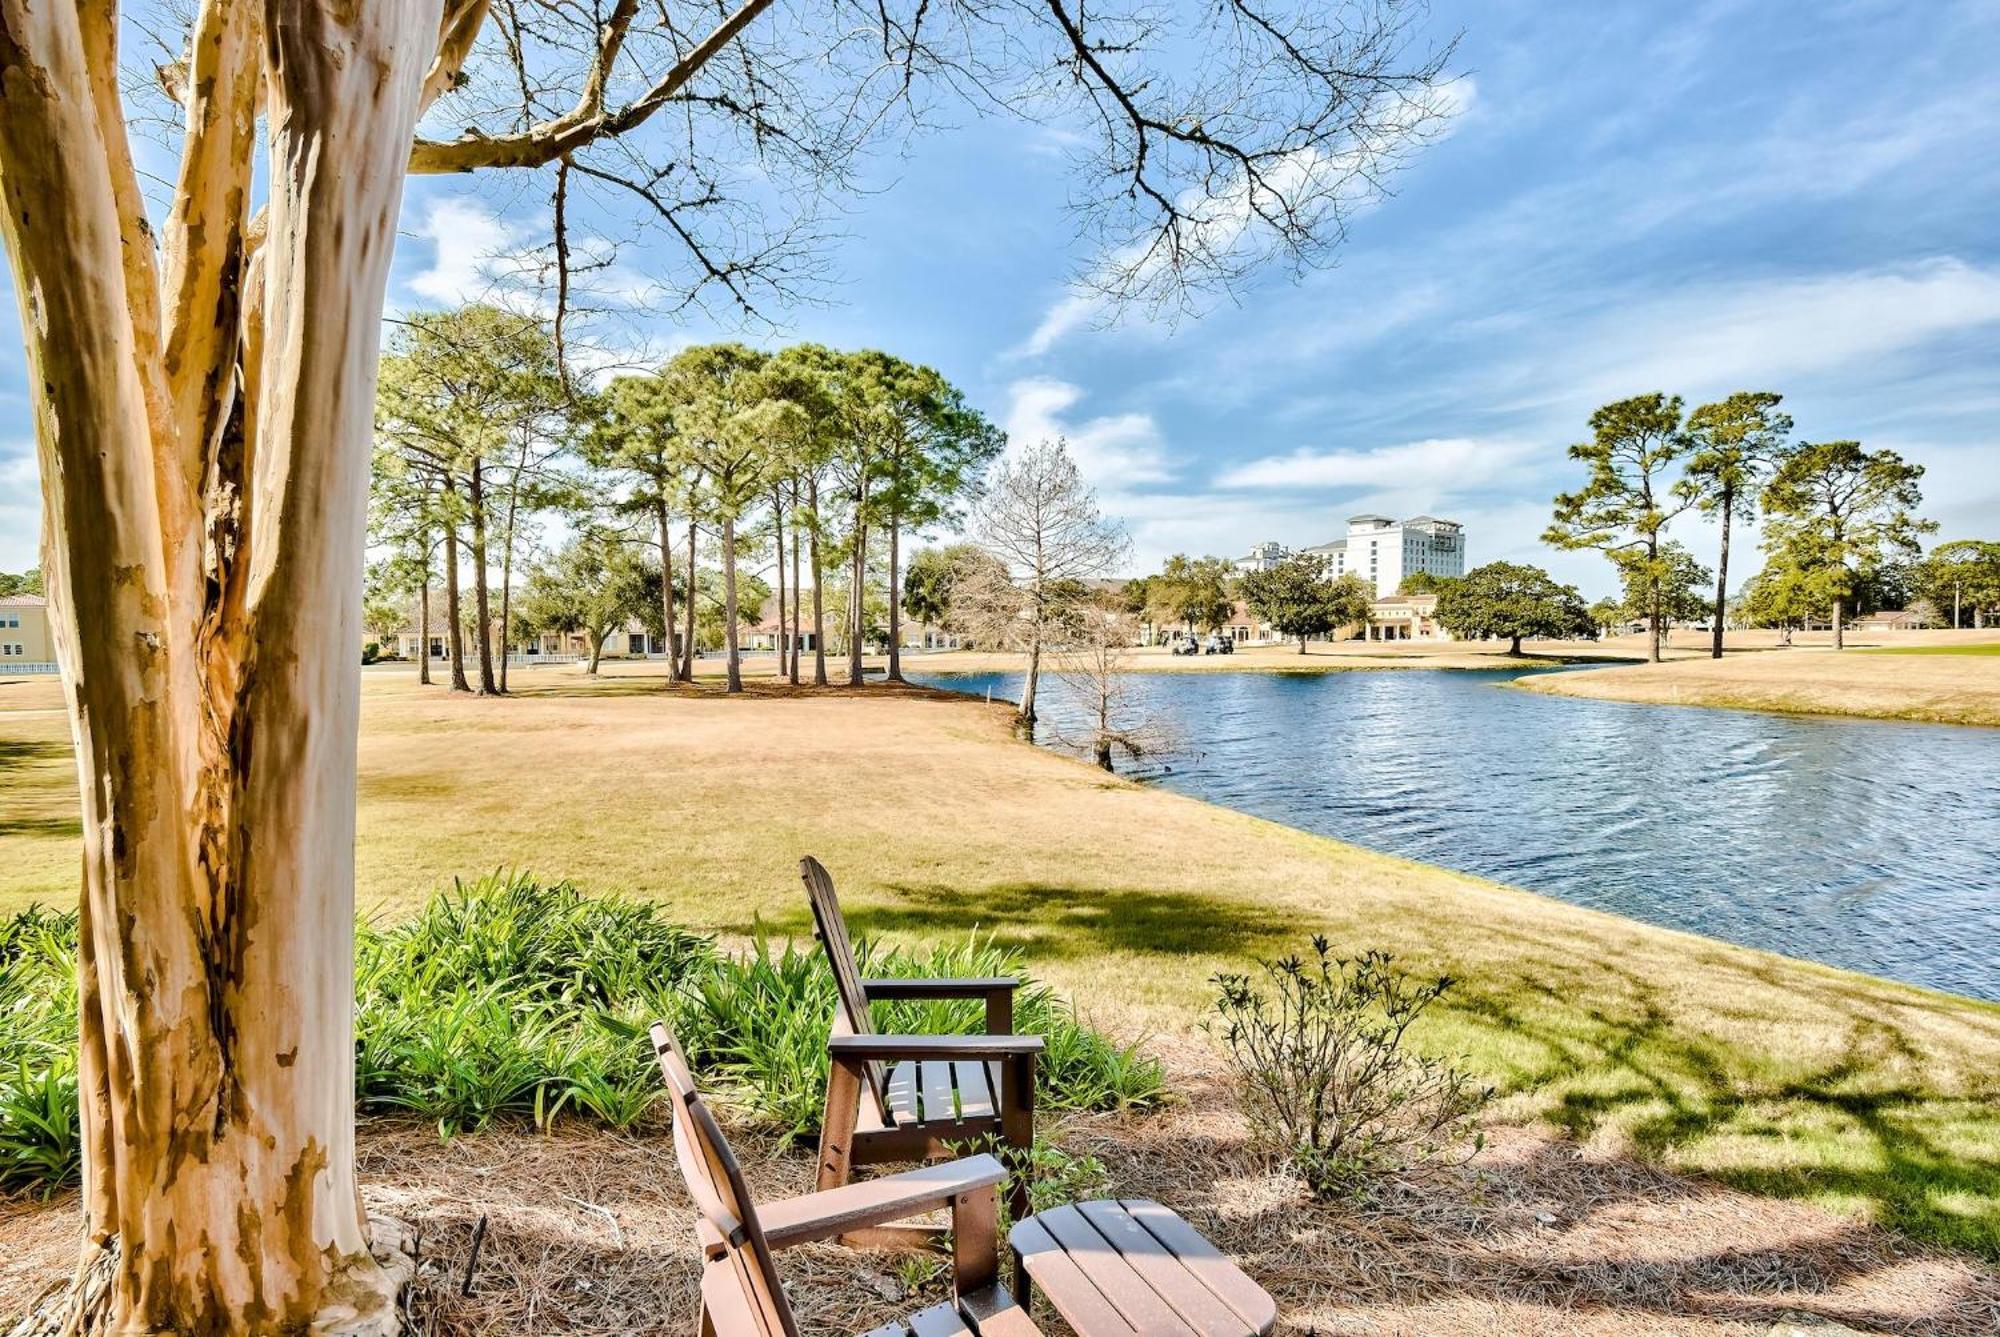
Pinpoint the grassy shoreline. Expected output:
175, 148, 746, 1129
2, 666, 1997, 1258
1514, 639, 2000, 728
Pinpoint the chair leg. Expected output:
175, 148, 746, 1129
818, 1058, 863, 1194
999, 1052, 1036, 1228
950, 1185, 999, 1298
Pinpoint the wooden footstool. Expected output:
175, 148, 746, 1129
1010, 1199, 1276, 1336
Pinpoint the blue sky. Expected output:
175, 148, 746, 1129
3, 0, 1997, 596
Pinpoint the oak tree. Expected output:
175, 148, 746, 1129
1240, 552, 1356, 652
1433, 561, 1591, 655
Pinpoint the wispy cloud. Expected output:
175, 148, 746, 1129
1004, 377, 1175, 486
1007, 77, 1479, 362
404, 197, 531, 308
1557, 259, 2000, 405
1218, 437, 1539, 491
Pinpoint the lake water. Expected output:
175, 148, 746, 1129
912, 667, 2000, 1002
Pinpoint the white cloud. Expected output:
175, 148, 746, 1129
1009, 77, 1478, 361
1218, 437, 1539, 491
405, 197, 533, 307
1564, 258, 2000, 404
1003, 378, 1175, 486
1011, 293, 1103, 360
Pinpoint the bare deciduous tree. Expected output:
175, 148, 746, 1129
1051, 604, 1169, 771
0, 0, 1458, 1328
966, 439, 1129, 726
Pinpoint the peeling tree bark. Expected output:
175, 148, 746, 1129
0, 0, 441, 1329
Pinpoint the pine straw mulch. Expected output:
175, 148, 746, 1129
2, 1046, 1995, 1335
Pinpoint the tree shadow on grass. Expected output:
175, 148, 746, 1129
1435, 923, 2000, 1260
1109, 1116, 2000, 1335
0, 739, 79, 840
733, 878, 1304, 963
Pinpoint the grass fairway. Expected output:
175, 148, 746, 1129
1859, 641, 2000, 656
3, 664, 1997, 1259
1516, 634, 2000, 726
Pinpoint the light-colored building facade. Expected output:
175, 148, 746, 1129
1234, 541, 1293, 574
0, 595, 55, 669
1303, 514, 1465, 597
1366, 593, 1450, 641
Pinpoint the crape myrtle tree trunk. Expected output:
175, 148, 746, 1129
0, 0, 1455, 1325
0, 2, 440, 1328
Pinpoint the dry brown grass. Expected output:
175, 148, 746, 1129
3, 664, 1997, 1269
1517, 633, 2000, 727
8, 1042, 1993, 1334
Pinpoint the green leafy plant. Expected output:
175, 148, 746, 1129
353, 872, 714, 1136
0, 908, 82, 1194
1209, 937, 1491, 1198
0, 878, 1164, 1191
679, 928, 1167, 1140
954, 1133, 1110, 1230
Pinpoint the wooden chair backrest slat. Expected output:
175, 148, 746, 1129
651, 1024, 797, 1337
800, 856, 890, 1112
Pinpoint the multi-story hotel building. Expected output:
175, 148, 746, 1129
1302, 514, 1465, 597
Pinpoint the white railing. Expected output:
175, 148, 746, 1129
0, 661, 57, 676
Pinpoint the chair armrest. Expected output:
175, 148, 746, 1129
862, 976, 1019, 1000
758, 1154, 1008, 1249
828, 1033, 1043, 1060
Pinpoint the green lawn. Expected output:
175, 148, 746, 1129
1858, 642, 2000, 655
3, 666, 1998, 1259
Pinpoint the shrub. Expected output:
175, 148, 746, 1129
679, 929, 1167, 1140
1209, 937, 1491, 1197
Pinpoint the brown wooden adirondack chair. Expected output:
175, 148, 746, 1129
652, 1023, 1042, 1337
800, 856, 1040, 1230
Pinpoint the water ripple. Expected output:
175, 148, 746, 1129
916, 668, 2000, 1002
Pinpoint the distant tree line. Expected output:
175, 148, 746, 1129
367, 305, 1004, 695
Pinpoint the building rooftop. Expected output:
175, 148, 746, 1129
0, 594, 47, 607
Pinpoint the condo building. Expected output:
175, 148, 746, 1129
1303, 514, 1464, 597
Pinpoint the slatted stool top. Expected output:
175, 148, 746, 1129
1010, 1199, 1276, 1336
